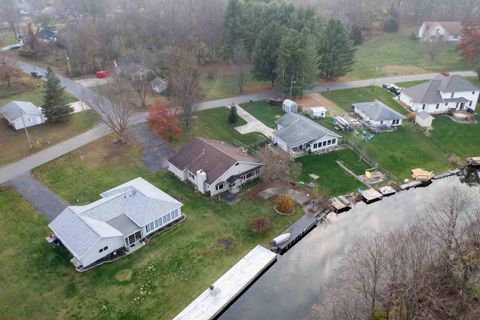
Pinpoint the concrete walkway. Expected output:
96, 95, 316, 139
7, 173, 67, 221
234, 105, 274, 138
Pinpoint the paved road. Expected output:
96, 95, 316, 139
7, 173, 67, 221
1, 61, 474, 185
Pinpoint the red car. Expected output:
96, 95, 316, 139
96, 70, 110, 78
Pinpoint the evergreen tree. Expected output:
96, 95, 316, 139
350, 24, 363, 45
43, 67, 72, 123
223, 0, 245, 59
318, 19, 356, 80
276, 28, 318, 97
252, 22, 282, 86
228, 105, 239, 123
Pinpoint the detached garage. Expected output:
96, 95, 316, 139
0, 101, 46, 130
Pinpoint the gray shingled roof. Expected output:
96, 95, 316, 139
353, 100, 406, 121
403, 74, 478, 104
49, 178, 183, 260
0, 101, 42, 122
275, 113, 340, 148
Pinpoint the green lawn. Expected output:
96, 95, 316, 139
0, 137, 300, 320
347, 27, 472, 80
175, 107, 266, 148
323, 86, 407, 115
240, 101, 284, 128
297, 149, 371, 196
347, 124, 451, 179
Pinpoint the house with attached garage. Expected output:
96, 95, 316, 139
0, 101, 46, 130
167, 137, 263, 196
273, 113, 341, 157
418, 21, 462, 42
48, 177, 184, 271
353, 100, 406, 130
399, 74, 479, 114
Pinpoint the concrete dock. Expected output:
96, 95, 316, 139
173, 245, 277, 320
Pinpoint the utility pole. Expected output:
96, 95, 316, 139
290, 77, 296, 99
21, 114, 33, 150
371, 66, 378, 92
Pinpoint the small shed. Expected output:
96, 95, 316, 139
415, 112, 434, 128
282, 99, 298, 113
309, 107, 327, 119
0, 101, 45, 130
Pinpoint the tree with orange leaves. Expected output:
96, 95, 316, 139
147, 99, 182, 141
457, 20, 480, 64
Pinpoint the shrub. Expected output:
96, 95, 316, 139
249, 217, 271, 233
276, 194, 295, 214
407, 112, 416, 122
229, 105, 239, 123
383, 16, 399, 33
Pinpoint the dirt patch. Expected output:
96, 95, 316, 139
115, 269, 133, 282
297, 93, 346, 116
383, 65, 428, 76
217, 237, 235, 250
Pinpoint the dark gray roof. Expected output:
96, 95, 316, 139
403, 74, 478, 104
353, 100, 406, 121
275, 113, 340, 148
107, 214, 139, 236
0, 101, 42, 122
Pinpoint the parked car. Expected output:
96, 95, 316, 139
96, 70, 110, 78
382, 83, 392, 90
30, 71, 43, 78
389, 85, 401, 96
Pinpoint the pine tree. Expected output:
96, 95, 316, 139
43, 67, 72, 123
223, 0, 245, 59
318, 19, 356, 80
253, 22, 282, 86
228, 105, 239, 123
276, 28, 318, 97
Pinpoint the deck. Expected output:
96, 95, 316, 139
173, 245, 277, 320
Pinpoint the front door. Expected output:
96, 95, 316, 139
125, 231, 142, 247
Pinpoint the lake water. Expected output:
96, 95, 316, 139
220, 177, 472, 320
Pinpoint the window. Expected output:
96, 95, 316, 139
322, 141, 327, 147
473, 91, 476, 95
327, 140, 331, 145
446, 103, 448, 106
313, 143, 317, 149
422, 104, 426, 110
436, 104, 439, 109
99, 248, 103, 253
451, 92, 454, 98
172, 209, 179, 219
215, 182, 225, 191
103, 246, 108, 251
154, 219, 160, 228
331, 139, 336, 145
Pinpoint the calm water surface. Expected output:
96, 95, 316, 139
220, 178, 472, 320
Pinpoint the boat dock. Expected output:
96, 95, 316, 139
360, 188, 383, 203
173, 245, 277, 320
330, 196, 352, 213
272, 212, 328, 254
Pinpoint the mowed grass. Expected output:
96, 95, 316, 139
0, 137, 300, 320
297, 149, 371, 195
347, 124, 451, 179
347, 27, 472, 80
323, 86, 407, 115
175, 107, 266, 148
240, 101, 285, 128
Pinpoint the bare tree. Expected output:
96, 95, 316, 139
425, 34, 443, 61
82, 77, 136, 143
169, 45, 202, 129
256, 146, 302, 185
0, 53, 22, 87
232, 41, 247, 93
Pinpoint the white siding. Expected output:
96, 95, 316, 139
168, 161, 187, 182
309, 135, 339, 152
208, 162, 262, 196
80, 237, 124, 267
143, 207, 183, 235
274, 136, 289, 153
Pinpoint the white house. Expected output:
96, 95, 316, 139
48, 177, 183, 271
352, 100, 406, 129
418, 21, 462, 42
167, 137, 263, 196
399, 74, 479, 114
273, 113, 341, 157
309, 107, 327, 119
282, 99, 298, 113
0, 101, 46, 130
415, 112, 434, 128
